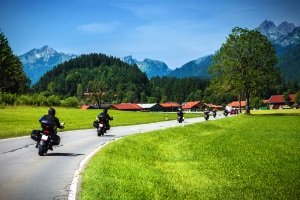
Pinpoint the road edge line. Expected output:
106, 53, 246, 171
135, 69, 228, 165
68, 137, 121, 200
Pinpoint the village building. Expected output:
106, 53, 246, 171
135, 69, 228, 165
226, 101, 246, 110
111, 103, 142, 111
160, 102, 181, 112
268, 94, 295, 109
81, 104, 111, 109
137, 103, 163, 112
182, 101, 204, 112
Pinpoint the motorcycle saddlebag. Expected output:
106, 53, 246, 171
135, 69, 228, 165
51, 135, 61, 146
93, 120, 99, 128
31, 130, 41, 141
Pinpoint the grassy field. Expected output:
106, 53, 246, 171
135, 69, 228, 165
80, 109, 300, 200
0, 106, 200, 139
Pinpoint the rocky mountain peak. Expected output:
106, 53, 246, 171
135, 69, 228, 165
19, 46, 76, 84
256, 20, 299, 46
277, 21, 296, 34
123, 56, 171, 78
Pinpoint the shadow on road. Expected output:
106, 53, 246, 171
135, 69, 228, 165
45, 153, 84, 156
103, 134, 116, 137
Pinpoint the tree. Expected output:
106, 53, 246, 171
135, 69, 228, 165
209, 27, 281, 114
88, 78, 108, 108
0, 31, 30, 93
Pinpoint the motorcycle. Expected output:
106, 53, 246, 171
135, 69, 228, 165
204, 111, 210, 121
93, 116, 106, 136
31, 120, 64, 156
177, 116, 184, 123
223, 109, 229, 117
212, 110, 217, 118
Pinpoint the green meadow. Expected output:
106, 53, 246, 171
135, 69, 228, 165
0, 106, 200, 139
80, 110, 300, 200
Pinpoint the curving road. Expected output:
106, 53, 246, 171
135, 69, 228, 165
0, 115, 225, 200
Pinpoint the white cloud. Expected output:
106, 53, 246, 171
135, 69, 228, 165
76, 21, 120, 34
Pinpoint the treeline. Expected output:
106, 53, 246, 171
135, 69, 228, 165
0, 93, 78, 107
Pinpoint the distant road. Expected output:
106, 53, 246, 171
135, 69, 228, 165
0, 114, 225, 200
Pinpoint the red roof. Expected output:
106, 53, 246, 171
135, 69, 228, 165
81, 105, 90, 110
112, 103, 142, 110
268, 94, 295, 104
228, 101, 246, 107
182, 101, 201, 109
160, 102, 180, 108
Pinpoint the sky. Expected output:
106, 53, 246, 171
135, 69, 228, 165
1, 0, 300, 69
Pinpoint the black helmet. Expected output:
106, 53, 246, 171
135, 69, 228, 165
103, 109, 108, 113
48, 108, 56, 116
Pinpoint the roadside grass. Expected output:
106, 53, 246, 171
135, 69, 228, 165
80, 110, 300, 200
0, 106, 200, 139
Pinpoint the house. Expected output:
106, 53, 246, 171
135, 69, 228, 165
137, 103, 163, 112
81, 104, 111, 110
111, 103, 142, 111
268, 94, 295, 109
160, 102, 180, 112
227, 101, 246, 109
182, 101, 204, 112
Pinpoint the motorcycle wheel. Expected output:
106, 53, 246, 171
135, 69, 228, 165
38, 141, 48, 156
97, 128, 104, 136
38, 144, 45, 156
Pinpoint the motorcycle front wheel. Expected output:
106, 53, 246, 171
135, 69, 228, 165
38, 141, 48, 156
97, 128, 104, 136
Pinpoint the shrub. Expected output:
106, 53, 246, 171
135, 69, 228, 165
61, 97, 79, 107
46, 95, 61, 106
0, 92, 16, 105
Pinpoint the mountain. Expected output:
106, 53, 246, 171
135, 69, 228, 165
167, 55, 213, 78
256, 20, 300, 82
123, 56, 171, 78
19, 45, 76, 84
169, 20, 300, 81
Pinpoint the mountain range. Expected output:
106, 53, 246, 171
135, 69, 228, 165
122, 56, 171, 78
20, 20, 300, 84
19, 45, 76, 84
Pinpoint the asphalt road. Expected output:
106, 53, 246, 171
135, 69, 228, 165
0, 114, 224, 200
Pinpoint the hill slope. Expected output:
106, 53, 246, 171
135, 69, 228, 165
33, 53, 149, 103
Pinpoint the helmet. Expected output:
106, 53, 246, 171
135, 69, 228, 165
48, 108, 56, 116
103, 109, 108, 114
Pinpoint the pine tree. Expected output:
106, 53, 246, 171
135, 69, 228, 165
0, 31, 30, 93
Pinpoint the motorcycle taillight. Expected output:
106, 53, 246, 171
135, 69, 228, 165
43, 127, 51, 135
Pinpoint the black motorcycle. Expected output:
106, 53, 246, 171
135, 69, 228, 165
177, 116, 184, 123
204, 111, 210, 120
93, 116, 106, 136
223, 109, 229, 117
31, 120, 64, 156
212, 110, 217, 118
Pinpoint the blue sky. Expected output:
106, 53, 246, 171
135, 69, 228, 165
1, 0, 300, 69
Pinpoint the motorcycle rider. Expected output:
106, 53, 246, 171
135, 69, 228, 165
177, 107, 184, 123
204, 108, 210, 120
212, 108, 217, 118
98, 108, 113, 131
224, 109, 229, 117
38, 108, 63, 150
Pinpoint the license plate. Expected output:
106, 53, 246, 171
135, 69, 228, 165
99, 124, 104, 127
41, 135, 49, 141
